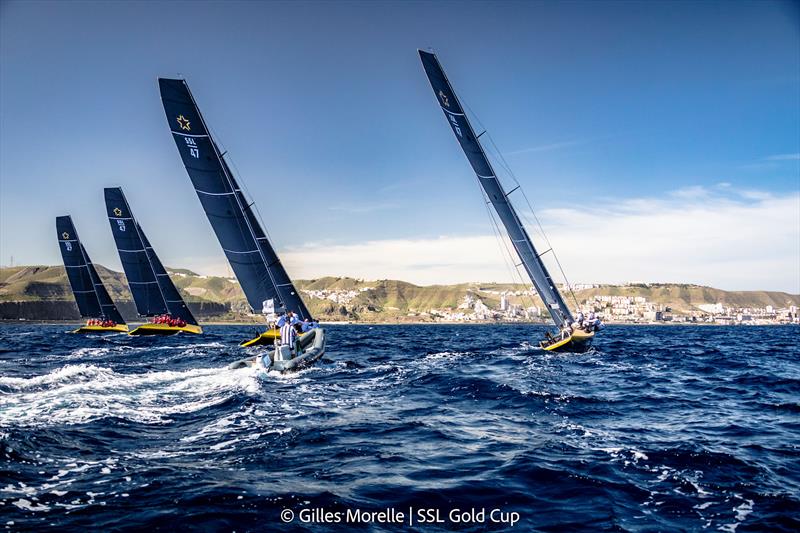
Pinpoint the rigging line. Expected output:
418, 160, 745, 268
224, 153, 283, 279
478, 127, 580, 309
211, 143, 265, 260
129, 219, 169, 313
463, 101, 580, 310
487, 206, 539, 314
225, 157, 274, 249
474, 179, 537, 314
479, 184, 521, 286
188, 88, 283, 312
461, 100, 544, 244
223, 151, 310, 319
206, 122, 278, 257
205, 119, 295, 313
76, 242, 104, 317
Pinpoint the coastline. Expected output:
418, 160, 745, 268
1, 319, 795, 327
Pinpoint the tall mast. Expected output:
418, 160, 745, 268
158, 78, 311, 320
419, 50, 573, 328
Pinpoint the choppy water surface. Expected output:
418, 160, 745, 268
1, 324, 798, 531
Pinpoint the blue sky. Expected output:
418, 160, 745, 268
1, 0, 798, 291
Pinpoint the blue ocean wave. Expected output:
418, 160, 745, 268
0, 324, 798, 531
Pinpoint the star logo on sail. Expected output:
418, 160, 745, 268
438, 90, 450, 107
62, 232, 70, 239
113, 207, 122, 216
176, 114, 191, 131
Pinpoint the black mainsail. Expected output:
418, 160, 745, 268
103, 187, 198, 325
419, 50, 573, 328
56, 215, 125, 324
158, 78, 311, 320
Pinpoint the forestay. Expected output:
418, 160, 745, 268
419, 50, 573, 328
158, 78, 311, 321
56, 215, 125, 324
104, 187, 198, 325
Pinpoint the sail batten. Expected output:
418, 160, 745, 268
56, 216, 125, 324
419, 50, 573, 328
104, 187, 198, 325
158, 78, 311, 320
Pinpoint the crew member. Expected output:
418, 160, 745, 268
585, 311, 603, 331
276, 310, 300, 328
279, 314, 297, 353
572, 310, 585, 330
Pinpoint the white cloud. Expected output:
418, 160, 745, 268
281, 235, 512, 286
277, 187, 800, 292
764, 153, 800, 161
506, 140, 582, 156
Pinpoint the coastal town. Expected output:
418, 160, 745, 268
301, 284, 800, 325
2, 265, 797, 325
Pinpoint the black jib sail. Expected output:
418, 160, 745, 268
103, 187, 198, 325
158, 78, 311, 320
56, 216, 125, 324
419, 50, 573, 328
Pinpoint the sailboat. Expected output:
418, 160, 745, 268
419, 50, 596, 352
158, 78, 324, 369
56, 215, 128, 333
103, 187, 202, 335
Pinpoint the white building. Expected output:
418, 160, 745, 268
698, 303, 724, 314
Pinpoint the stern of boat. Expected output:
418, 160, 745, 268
268, 328, 326, 373
240, 328, 280, 347
541, 329, 594, 353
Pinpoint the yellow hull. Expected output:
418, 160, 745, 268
542, 329, 595, 352
240, 328, 280, 347
72, 324, 129, 334
128, 323, 202, 336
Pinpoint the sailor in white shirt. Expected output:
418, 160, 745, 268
573, 311, 585, 329
280, 317, 297, 351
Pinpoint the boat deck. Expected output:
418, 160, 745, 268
128, 323, 202, 336
72, 324, 129, 334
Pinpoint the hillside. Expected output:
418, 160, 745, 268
571, 284, 799, 314
1, 265, 798, 323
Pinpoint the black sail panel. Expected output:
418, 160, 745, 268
56, 216, 102, 318
104, 188, 168, 316
56, 216, 125, 323
84, 249, 126, 324
158, 77, 311, 320
419, 50, 573, 327
222, 159, 312, 320
139, 228, 198, 325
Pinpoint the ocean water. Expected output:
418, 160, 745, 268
0, 324, 798, 532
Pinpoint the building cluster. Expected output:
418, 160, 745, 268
579, 296, 799, 325
427, 292, 543, 322
687, 303, 799, 325
429, 291, 800, 326
580, 295, 666, 323
298, 282, 798, 326
301, 286, 373, 305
